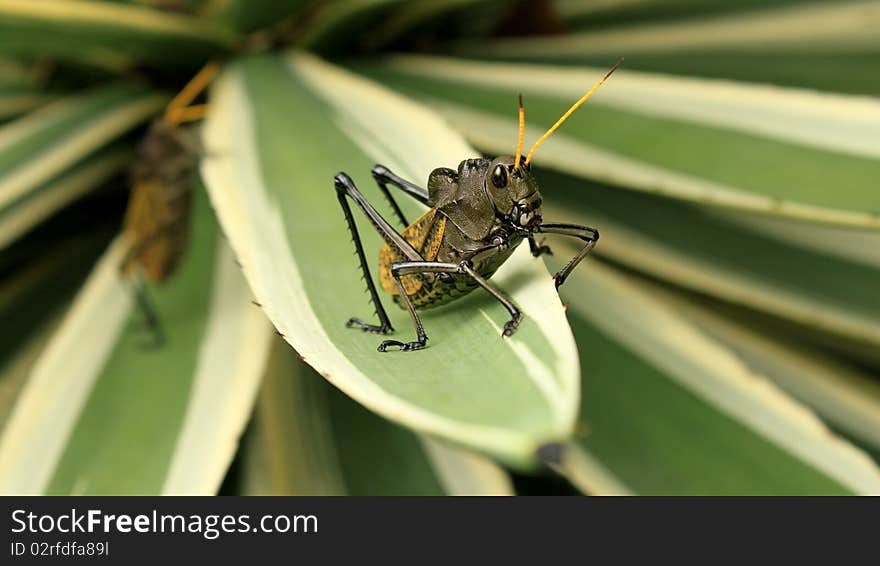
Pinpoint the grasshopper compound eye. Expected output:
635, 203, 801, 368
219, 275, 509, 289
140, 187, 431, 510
491, 164, 509, 188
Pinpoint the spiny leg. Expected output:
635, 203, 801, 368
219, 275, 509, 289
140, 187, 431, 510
532, 222, 599, 288
334, 173, 423, 334
335, 177, 393, 333
371, 165, 429, 228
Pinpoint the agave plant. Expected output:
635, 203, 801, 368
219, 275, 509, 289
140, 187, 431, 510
0, 0, 878, 495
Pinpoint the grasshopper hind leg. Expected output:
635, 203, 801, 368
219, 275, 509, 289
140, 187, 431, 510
345, 318, 389, 334
334, 174, 396, 336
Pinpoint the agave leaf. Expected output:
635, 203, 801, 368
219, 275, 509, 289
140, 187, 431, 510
242, 344, 347, 496
358, 56, 880, 228
201, 0, 309, 33
552, 445, 633, 496
535, 168, 880, 362
636, 280, 880, 454
296, 0, 408, 52
244, 343, 513, 495
418, 437, 513, 495
360, 0, 500, 51
201, 51, 579, 467
0, 61, 51, 120
0, 146, 130, 250
0, 317, 57, 433
0, 0, 236, 71
0, 233, 110, 365
556, 0, 813, 29
0, 57, 38, 87
464, 2, 880, 95
503, 1, 880, 55
0, 86, 164, 216
562, 260, 880, 495
0, 90, 52, 122
0, 230, 111, 431
0, 188, 273, 494
711, 210, 880, 270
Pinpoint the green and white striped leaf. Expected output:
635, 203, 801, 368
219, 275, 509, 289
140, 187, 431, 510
555, 0, 810, 29
201, 51, 579, 467
203, 0, 309, 33
0, 0, 236, 70
0, 57, 38, 87
536, 168, 880, 363
358, 56, 880, 227
0, 231, 111, 432
0, 59, 50, 120
0, 89, 51, 122
562, 259, 880, 495
635, 281, 880, 455
0, 85, 164, 218
509, 1, 880, 55
711, 209, 880, 270
296, 0, 407, 52
0, 317, 56, 434
552, 444, 634, 496
244, 344, 513, 495
469, 1, 880, 94
0, 188, 273, 494
359, 0, 501, 51
0, 147, 130, 250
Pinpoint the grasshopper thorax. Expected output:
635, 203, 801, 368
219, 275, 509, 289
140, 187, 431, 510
485, 156, 543, 230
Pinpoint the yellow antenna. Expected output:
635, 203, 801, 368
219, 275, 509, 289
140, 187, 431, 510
163, 61, 220, 126
524, 58, 623, 166
514, 93, 525, 171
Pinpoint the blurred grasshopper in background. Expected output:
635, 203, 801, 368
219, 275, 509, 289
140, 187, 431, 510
120, 62, 219, 345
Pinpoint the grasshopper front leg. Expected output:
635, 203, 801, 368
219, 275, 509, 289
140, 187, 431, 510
532, 223, 599, 288
527, 234, 553, 258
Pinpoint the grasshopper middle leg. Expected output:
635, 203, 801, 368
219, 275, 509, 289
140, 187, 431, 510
379, 260, 523, 352
370, 165, 429, 228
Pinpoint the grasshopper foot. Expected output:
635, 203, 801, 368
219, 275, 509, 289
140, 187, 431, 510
502, 314, 523, 337
553, 272, 568, 289
346, 317, 393, 334
378, 339, 426, 352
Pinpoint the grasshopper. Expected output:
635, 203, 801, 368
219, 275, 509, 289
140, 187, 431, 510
120, 62, 219, 344
337, 60, 621, 352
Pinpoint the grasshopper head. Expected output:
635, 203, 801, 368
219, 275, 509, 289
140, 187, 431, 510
485, 156, 543, 229
492, 60, 621, 231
